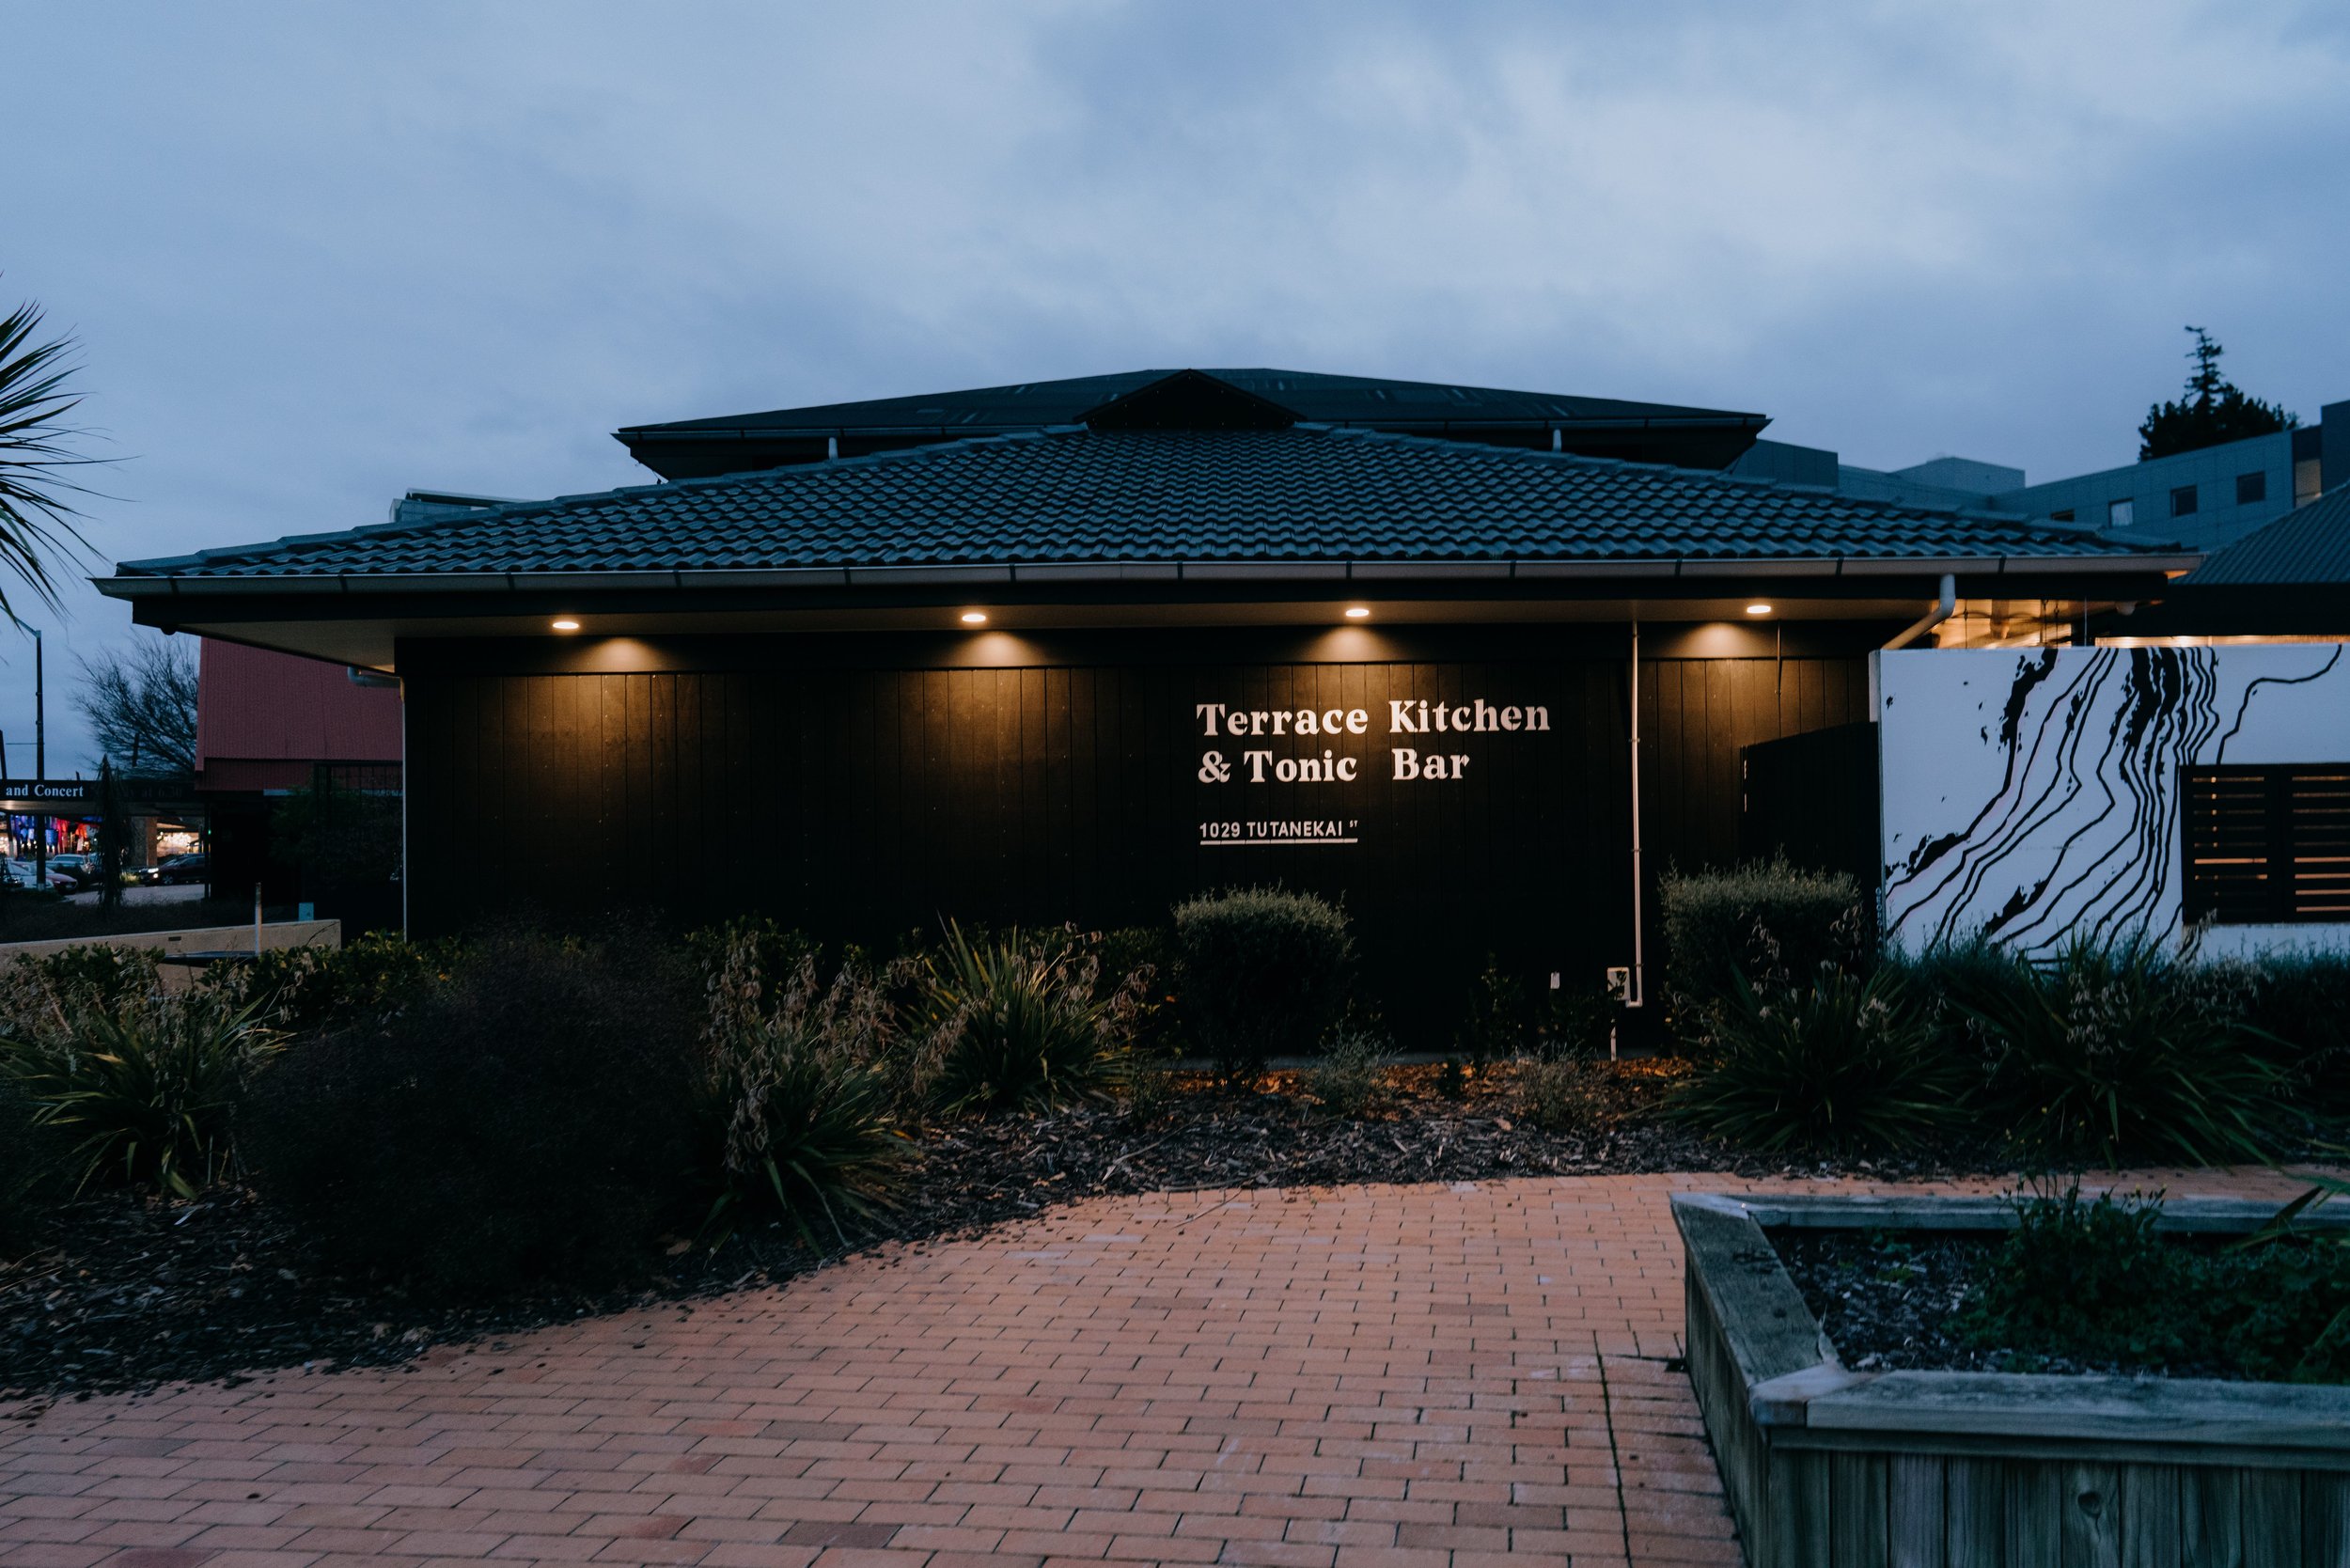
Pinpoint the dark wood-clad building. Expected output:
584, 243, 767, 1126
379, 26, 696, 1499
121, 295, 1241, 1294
99, 368, 2191, 1027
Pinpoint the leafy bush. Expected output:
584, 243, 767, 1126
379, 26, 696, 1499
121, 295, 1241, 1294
1171, 886, 1353, 1078
686, 916, 820, 1000
1306, 1025, 1387, 1118
2245, 951, 2350, 1115
1518, 1056, 1609, 1133
1101, 925, 1182, 1058
1658, 858, 1868, 1044
1534, 980, 1616, 1062
0, 1075, 70, 1251
1672, 967, 1968, 1155
245, 926, 701, 1294
1453, 956, 1526, 1062
921, 923, 1141, 1114
196, 931, 456, 1034
15, 944, 160, 1011
699, 933, 914, 1247
1961, 1186, 2350, 1382
0, 952, 281, 1198
1963, 939, 2283, 1165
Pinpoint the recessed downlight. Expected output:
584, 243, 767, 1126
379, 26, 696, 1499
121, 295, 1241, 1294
1745, 604, 1772, 616
961, 611, 988, 625
551, 619, 581, 632
1343, 606, 1371, 619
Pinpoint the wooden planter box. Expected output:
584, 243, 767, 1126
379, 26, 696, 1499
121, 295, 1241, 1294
1674, 1192, 2350, 1568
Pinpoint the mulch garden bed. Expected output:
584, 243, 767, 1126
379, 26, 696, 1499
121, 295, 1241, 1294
2, 1058, 2010, 1404
1774, 1225, 2350, 1383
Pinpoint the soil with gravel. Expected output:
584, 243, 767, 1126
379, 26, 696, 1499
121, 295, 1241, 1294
1, 1058, 2011, 1403
1772, 1227, 2316, 1382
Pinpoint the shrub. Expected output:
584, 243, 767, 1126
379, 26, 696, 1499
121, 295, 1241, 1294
699, 933, 914, 1247
1964, 939, 2284, 1165
1961, 1185, 2350, 1382
1101, 925, 1183, 1058
1672, 967, 1967, 1156
921, 923, 1143, 1114
196, 931, 455, 1035
1534, 980, 1617, 1062
1306, 1025, 1387, 1118
0, 955, 280, 1198
16, 944, 160, 1012
0, 1074, 70, 1252
1171, 886, 1353, 1078
245, 926, 701, 1294
2245, 951, 2350, 1115
686, 916, 819, 999
1453, 956, 1526, 1062
1961, 1187, 2198, 1367
1518, 1056, 1609, 1133
1658, 858, 1868, 1044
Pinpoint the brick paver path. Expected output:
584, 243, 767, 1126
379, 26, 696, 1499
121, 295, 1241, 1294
0, 1171, 2308, 1568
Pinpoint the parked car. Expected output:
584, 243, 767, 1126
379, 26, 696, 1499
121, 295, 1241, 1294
1, 859, 79, 892
142, 852, 210, 886
46, 853, 104, 890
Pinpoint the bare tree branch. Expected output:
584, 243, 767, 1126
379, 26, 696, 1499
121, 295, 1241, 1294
78, 636, 198, 777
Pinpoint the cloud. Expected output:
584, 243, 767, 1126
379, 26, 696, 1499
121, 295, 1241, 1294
1, 0, 2343, 765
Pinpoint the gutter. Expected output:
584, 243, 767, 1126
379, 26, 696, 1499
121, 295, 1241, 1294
91, 555, 2201, 602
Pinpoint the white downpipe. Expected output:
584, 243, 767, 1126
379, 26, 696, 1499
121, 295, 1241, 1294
1884, 573, 1958, 651
1627, 620, 1645, 1011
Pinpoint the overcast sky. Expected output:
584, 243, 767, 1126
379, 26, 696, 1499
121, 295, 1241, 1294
3, 1, 2345, 769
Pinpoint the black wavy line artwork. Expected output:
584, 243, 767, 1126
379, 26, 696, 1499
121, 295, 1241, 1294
1884, 646, 2345, 956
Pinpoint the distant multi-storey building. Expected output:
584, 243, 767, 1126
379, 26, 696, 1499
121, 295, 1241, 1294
1733, 400, 2345, 551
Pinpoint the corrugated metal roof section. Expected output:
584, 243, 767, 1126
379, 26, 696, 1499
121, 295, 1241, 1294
117, 423, 2158, 583
2188, 487, 2350, 585
619, 368, 1762, 437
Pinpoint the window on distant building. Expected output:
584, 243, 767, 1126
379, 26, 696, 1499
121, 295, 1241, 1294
2237, 471, 2267, 506
2049, 509, 2076, 522
2185, 765, 2350, 923
2171, 484, 2199, 518
2108, 498, 2135, 528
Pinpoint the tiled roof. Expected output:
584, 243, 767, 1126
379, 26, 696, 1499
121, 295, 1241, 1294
2187, 487, 2350, 585
118, 424, 2160, 581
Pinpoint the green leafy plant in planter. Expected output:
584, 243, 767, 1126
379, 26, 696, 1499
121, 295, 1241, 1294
1171, 886, 1353, 1080
921, 922, 1145, 1114
699, 933, 914, 1247
1963, 938, 2284, 1165
1673, 966, 1967, 1155
1963, 1185, 2350, 1382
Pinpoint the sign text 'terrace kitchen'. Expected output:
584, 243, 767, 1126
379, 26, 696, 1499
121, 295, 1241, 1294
1193, 697, 1550, 847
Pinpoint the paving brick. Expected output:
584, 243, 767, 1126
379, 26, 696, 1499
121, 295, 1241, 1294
2, 1171, 2290, 1568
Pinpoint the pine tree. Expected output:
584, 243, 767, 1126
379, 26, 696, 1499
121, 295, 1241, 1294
2138, 327, 2297, 461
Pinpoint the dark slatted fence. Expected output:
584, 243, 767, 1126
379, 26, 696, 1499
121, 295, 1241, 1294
2184, 763, 2350, 924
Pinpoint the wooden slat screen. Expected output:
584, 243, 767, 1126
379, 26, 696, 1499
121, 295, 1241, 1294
2183, 764, 2350, 924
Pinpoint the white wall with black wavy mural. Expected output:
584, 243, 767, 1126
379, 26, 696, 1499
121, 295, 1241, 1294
1879, 644, 2350, 958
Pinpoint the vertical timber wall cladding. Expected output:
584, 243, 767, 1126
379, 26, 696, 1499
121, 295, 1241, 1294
402, 634, 1867, 1028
